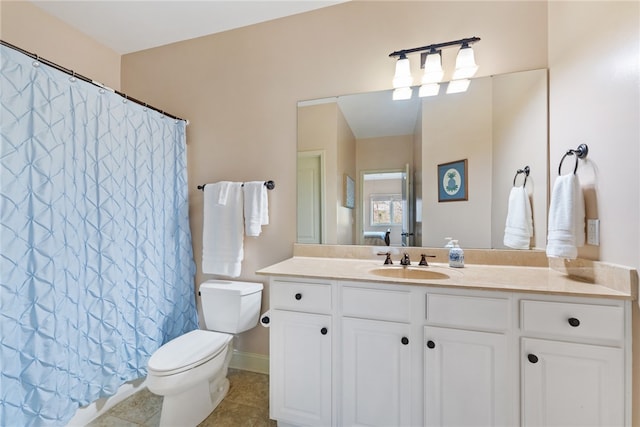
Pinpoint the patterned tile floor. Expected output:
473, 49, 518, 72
87, 369, 275, 427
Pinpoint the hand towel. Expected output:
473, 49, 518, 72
243, 181, 269, 237
546, 174, 585, 259
202, 182, 244, 277
503, 186, 533, 249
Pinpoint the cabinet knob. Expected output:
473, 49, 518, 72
568, 317, 580, 327
320, 327, 328, 335
261, 316, 270, 324
527, 354, 539, 364
294, 293, 302, 300
401, 337, 409, 345
426, 340, 435, 349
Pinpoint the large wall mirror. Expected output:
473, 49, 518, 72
297, 69, 548, 250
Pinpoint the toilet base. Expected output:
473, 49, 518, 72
158, 377, 229, 427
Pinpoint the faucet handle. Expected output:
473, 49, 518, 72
400, 252, 411, 266
419, 254, 436, 266
377, 251, 393, 265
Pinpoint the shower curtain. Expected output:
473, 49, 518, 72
0, 45, 197, 426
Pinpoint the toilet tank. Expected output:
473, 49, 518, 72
199, 280, 263, 333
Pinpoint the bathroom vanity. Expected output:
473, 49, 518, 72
257, 251, 637, 427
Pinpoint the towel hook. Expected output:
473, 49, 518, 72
513, 166, 530, 187
558, 143, 588, 175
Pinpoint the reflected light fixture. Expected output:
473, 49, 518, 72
392, 53, 413, 100
389, 36, 480, 100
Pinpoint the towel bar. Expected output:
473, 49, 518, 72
558, 144, 588, 175
197, 180, 275, 191
513, 166, 530, 187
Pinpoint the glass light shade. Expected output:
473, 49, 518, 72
392, 56, 413, 89
446, 79, 471, 94
419, 83, 440, 97
392, 87, 413, 100
421, 51, 444, 84
452, 46, 478, 79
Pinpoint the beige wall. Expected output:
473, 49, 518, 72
336, 106, 356, 245
491, 69, 548, 250
547, 1, 640, 422
422, 76, 493, 248
120, 1, 549, 355
0, 0, 120, 90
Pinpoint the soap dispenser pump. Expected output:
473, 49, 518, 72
448, 240, 464, 268
444, 237, 454, 248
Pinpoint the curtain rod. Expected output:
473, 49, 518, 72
1, 39, 189, 124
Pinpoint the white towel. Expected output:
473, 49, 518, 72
243, 181, 269, 237
546, 174, 585, 259
202, 182, 244, 277
503, 186, 533, 249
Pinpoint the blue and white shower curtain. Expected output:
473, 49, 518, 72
0, 45, 197, 426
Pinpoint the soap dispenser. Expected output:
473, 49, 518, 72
448, 240, 464, 268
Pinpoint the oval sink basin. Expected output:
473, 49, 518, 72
370, 267, 450, 280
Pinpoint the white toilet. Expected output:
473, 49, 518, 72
146, 279, 263, 427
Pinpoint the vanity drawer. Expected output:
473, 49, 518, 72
271, 280, 332, 314
342, 286, 411, 322
426, 293, 510, 331
520, 300, 624, 341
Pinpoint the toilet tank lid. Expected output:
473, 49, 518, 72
200, 279, 263, 295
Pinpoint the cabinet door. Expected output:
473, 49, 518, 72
521, 338, 624, 427
270, 310, 332, 426
342, 317, 412, 427
424, 326, 511, 426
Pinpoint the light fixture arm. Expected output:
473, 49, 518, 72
389, 36, 481, 58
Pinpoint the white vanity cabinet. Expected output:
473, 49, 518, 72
519, 299, 627, 426
269, 279, 333, 427
341, 286, 414, 427
266, 274, 632, 427
423, 292, 513, 426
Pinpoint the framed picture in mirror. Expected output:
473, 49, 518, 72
438, 159, 468, 202
344, 174, 355, 208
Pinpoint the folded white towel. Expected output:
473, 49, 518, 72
202, 182, 244, 277
243, 181, 269, 237
546, 174, 585, 259
503, 186, 533, 249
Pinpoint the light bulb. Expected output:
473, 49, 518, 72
392, 55, 413, 89
453, 45, 478, 80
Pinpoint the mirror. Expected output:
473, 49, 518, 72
297, 69, 548, 249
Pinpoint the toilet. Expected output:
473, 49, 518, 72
146, 279, 263, 427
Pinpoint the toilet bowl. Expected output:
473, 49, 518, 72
146, 280, 263, 427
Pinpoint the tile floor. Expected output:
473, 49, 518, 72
86, 369, 275, 427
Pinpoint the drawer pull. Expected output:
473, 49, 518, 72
568, 317, 580, 327
320, 327, 328, 335
401, 337, 409, 345
426, 340, 435, 349
294, 293, 302, 300
527, 354, 539, 364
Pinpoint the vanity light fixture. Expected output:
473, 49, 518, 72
389, 36, 480, 99
392, 53, 413, 100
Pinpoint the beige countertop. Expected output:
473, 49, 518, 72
257, 256, 638, 300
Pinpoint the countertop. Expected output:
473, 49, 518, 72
256, 256, 638, 300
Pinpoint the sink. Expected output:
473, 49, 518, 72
369, 267, 450, 280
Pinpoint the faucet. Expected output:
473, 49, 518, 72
400, 253, 411, 266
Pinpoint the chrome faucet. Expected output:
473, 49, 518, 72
400, 253, 411, 266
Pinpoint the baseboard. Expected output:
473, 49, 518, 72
66, 377, 146, 426
229, 349, 269, 375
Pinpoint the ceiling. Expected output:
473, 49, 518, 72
29, 0, 406, 137
299, 91, 420, 140
29, 0, 346, 54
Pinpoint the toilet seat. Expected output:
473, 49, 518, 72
148, 330, 231, 377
